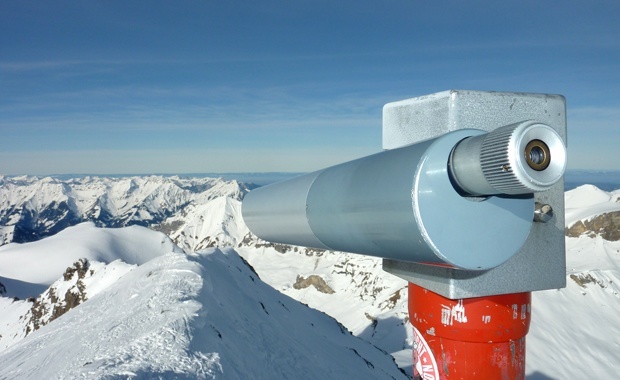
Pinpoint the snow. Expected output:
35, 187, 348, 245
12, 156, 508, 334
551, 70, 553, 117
0, 297, 31, 350
0, 227, 406, 379
565, 185, 620, 226
0, 222, 182, 298
165, 196, 249, 252
236, 246, 410, 358
528, 238, 620, 378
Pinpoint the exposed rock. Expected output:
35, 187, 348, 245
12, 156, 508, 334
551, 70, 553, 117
63, 258, 90, 281
565, 211, 620, 241
24, 259, 91, 336
333, 259, 384, 301
570, 273, 598, 288
151, 220, 185, 235
239, 233, 326, 256
0, 281, 6, 296
569, 272, 611, 291
379, 287, 405, 311
293, 275, 335, 294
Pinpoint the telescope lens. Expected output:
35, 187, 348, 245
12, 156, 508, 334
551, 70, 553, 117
525, 139, 550, 171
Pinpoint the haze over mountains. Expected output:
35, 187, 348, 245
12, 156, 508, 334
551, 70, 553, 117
1, 175, 619, 378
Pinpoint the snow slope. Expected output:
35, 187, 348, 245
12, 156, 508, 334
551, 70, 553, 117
0, 225, 406, 379
235, 247, 410, 367
0, 258, 136, 351
527, 237, 620, 378
0, 222, 182, 299
565, 185, 620, 225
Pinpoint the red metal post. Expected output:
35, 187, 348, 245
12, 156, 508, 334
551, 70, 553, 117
409, 282, 531, 380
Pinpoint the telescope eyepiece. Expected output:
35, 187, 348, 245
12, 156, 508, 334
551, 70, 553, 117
449, 121, 566, 196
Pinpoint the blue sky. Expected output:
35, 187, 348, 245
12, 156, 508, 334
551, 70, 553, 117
1, 1, 618, 175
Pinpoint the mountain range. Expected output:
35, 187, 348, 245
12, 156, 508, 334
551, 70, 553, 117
1, 175, 619, 378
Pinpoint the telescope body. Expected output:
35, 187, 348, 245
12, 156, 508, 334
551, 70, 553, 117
242, 122, 567, 270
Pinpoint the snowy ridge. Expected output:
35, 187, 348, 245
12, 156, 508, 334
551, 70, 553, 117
0, 222, 182, 298
29, 258, 135, 331
0, 226, 406, 379
565, 185, 620, 225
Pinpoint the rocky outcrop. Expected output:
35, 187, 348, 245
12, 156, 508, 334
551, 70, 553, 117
293, 275, 335, 294
24, 259, 91, 336
566, 211, 620, 241
569, 273, 599, 288
239, 233, 327, 256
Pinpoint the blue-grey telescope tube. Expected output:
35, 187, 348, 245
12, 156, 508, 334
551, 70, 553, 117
242, 123, 566, 270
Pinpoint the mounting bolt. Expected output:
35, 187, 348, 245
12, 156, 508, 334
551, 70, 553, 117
534, 202, 553, 223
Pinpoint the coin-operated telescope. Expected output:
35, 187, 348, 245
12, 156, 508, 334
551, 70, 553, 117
243, 119, 565, 271
242, 90, 568, 379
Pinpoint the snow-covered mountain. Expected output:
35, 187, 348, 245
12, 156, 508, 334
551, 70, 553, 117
0, 222, 183, 299
0, 175, 251, 248
1, 176, 620, 378
0, 224, 406, 379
